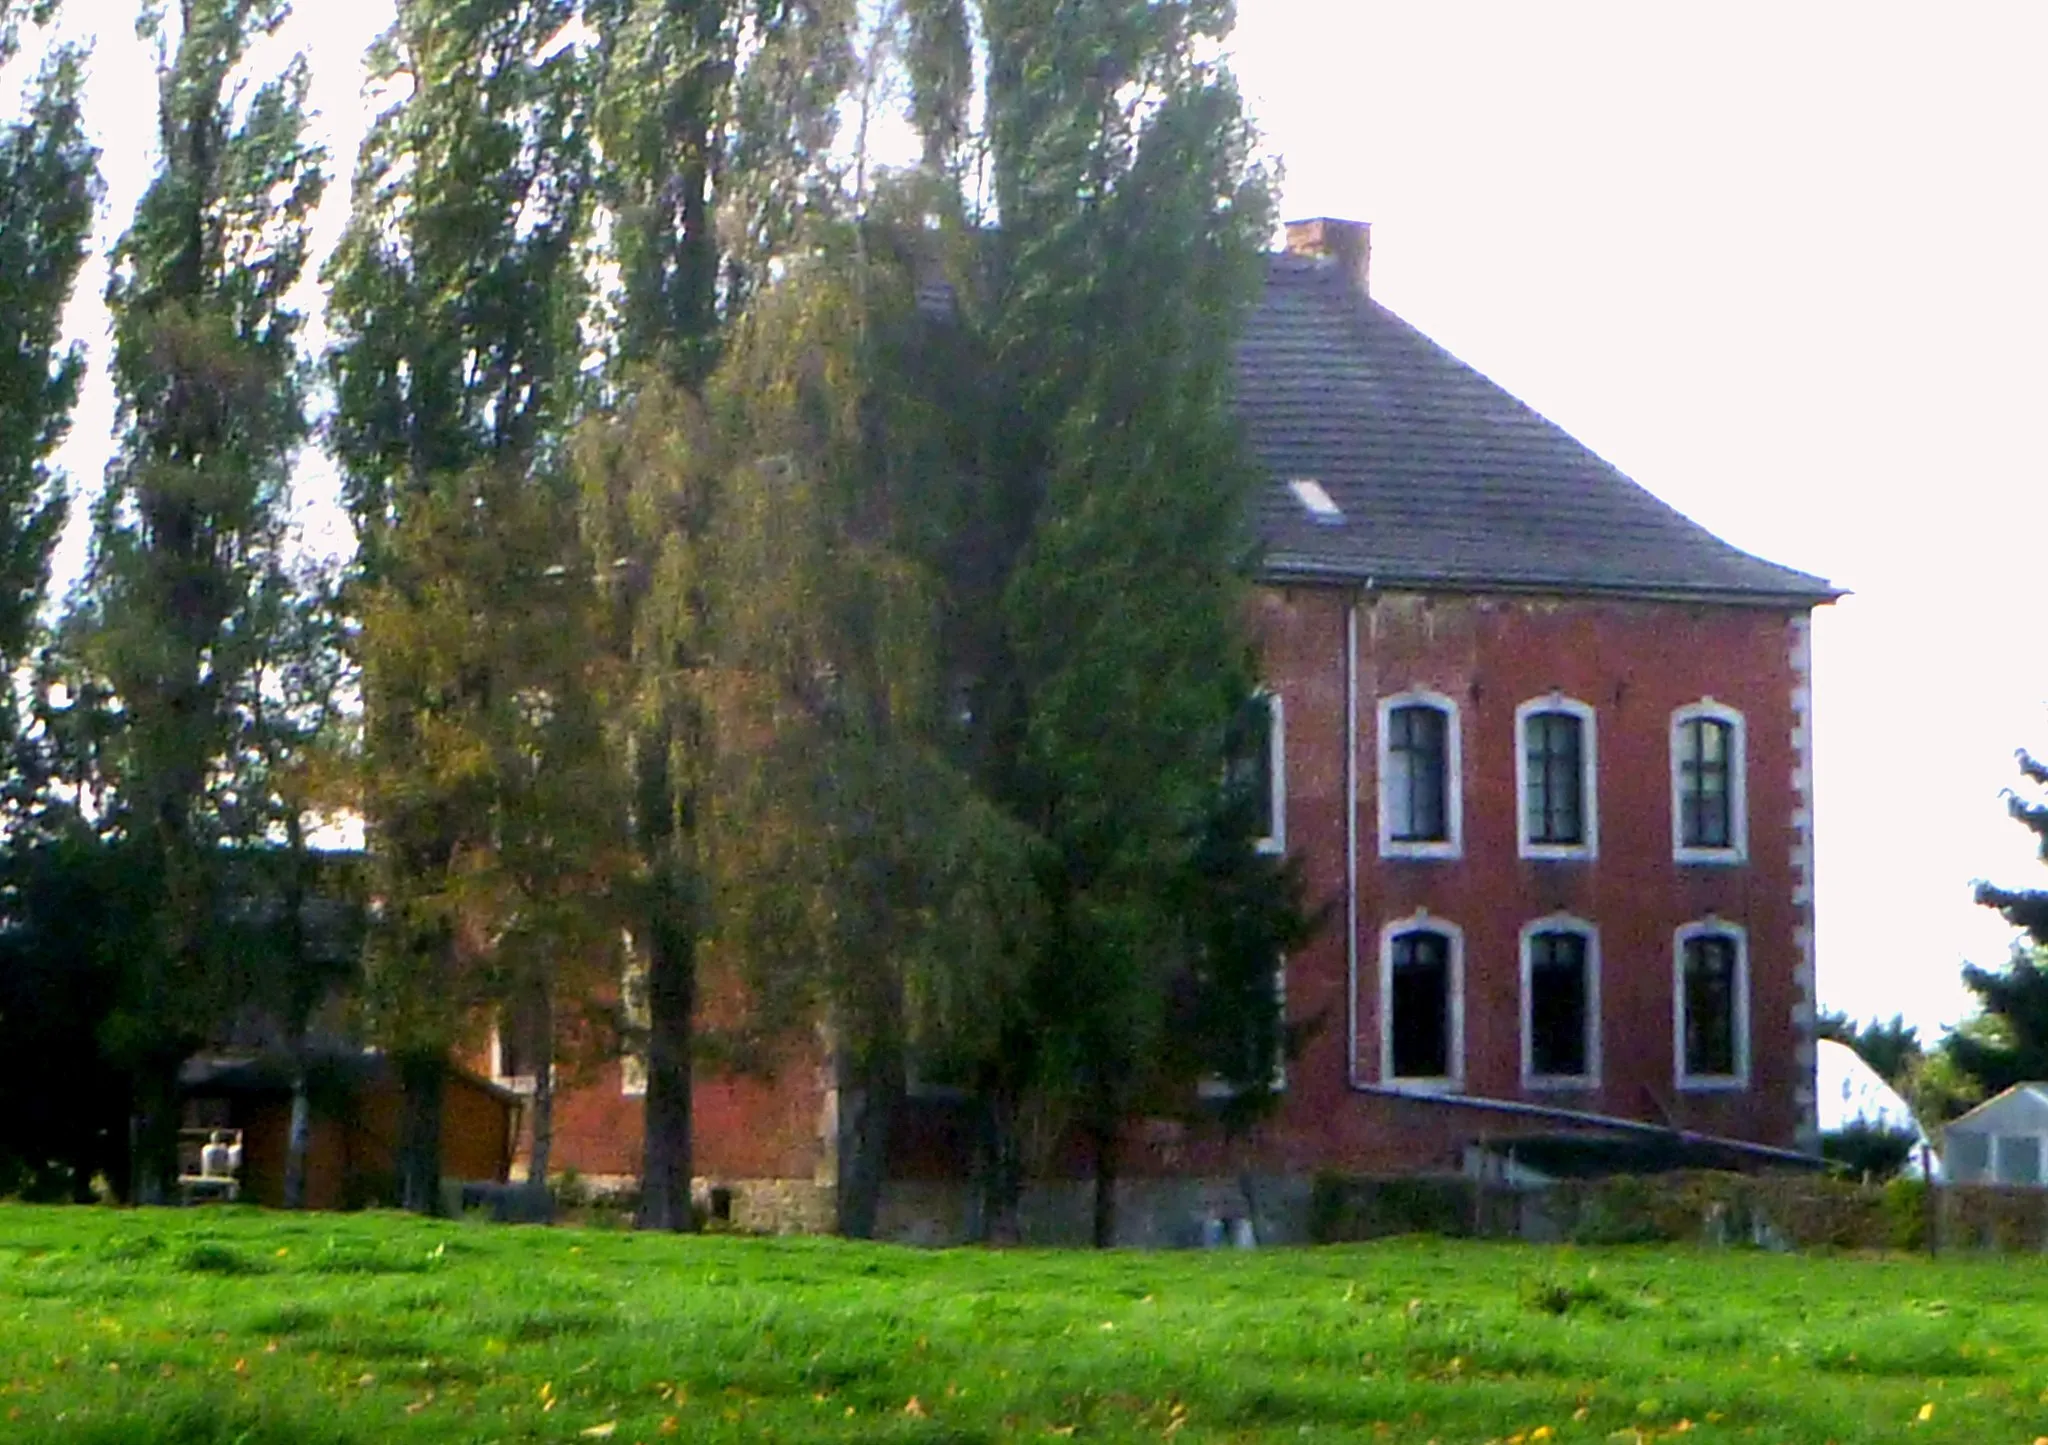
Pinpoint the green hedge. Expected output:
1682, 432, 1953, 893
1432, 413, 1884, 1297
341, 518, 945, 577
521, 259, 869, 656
1310, 1170, 1934, 1251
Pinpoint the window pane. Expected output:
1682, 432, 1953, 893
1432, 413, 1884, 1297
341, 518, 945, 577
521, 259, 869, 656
1390, 704, 1447, 842
1683, 936, 1738, 1076
1526, 712, 1583, 844
498, 988, 548, 1079
1391, 931, 1451, 1078
1949, 1132, 1989, 1181
1529, 932, 1589, 1077
1229, 697, 1277, 842
2001, 1135, 2042, 1186
1680, 718, 1733, 849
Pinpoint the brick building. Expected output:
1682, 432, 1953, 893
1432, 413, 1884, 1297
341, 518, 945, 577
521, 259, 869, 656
516, 219, 1838, 1240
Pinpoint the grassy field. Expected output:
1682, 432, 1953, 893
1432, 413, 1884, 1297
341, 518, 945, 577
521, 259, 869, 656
2, 1207, 2046, 1443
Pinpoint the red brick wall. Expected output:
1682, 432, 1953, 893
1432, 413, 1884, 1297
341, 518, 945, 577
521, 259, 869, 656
1176, 584, 1817, 1177
544, 582, 1821, 1192
541, 1047, 829, 1184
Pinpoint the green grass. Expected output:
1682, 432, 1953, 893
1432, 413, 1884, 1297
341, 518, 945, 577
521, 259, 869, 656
2, 1207, 2046, 1443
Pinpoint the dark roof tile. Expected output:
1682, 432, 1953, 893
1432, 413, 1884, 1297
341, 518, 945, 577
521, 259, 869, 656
1237, 255, 1838, 601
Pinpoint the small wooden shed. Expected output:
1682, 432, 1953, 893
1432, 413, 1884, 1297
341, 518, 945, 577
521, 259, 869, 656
1943, 1083, 2048, 1186
181, 1051, 519, 1209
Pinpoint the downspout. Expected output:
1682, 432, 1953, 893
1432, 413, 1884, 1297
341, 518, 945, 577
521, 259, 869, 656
1344, 589, 1361, 1085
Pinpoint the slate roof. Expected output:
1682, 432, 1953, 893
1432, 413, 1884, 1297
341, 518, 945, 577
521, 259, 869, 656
1236, 253, 1839, 602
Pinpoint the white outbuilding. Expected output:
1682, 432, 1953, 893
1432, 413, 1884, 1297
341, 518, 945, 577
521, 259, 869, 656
1817, 1038, 1939, 1179
1942, 1083, 2048, 1186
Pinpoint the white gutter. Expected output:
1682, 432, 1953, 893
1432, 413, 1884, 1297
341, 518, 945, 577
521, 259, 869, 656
1346, 1081, 1823, 1169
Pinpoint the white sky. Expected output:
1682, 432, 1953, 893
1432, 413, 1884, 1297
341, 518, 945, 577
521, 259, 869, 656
29, 0, 2048, 1034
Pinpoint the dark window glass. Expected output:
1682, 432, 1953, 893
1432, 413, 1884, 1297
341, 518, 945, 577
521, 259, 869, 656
497, 988, 549, 1080
1388, 704, 1449, 842
1228, 696, 1279, 844
1528, 931, 1590, 1078
1390, 931, 1452, 1079
1682, 935, 1740, 1077
1525, 711, 1584, 845
1678, 717, 1734, 849
2001, 1135, 2043, 1186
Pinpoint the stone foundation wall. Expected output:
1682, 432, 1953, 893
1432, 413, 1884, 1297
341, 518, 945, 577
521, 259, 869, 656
874, 1175, 1317, 1247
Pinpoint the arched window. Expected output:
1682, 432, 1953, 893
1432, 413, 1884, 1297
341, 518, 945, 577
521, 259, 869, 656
1674, 920, 1750, 1089
1672, 700, 1748, 863
1378, 690, 1462, 858
1520, 915, 1600, 1088
1379, 914, 1464, 1089
1515, 695, 1598, 859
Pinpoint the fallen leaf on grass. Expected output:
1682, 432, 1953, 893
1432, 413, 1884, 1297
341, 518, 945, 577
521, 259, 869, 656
904, 1398, 927, 1418
1917, 1402, 1934, 1422
579, 1423, 617, 1438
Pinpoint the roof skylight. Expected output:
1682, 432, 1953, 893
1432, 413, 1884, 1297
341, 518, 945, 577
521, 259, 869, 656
1288, 477, 1344, 525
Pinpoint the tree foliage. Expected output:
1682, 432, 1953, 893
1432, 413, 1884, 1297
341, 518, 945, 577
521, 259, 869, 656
0, 35, 95, 668
0, 0, 1309, 1235
936, 0, 1288, 1243
70, 0, 324, 1201
1957, 749, 2048, 1098
1816, 1009, 1922, 1089
327, 0, 605, 1210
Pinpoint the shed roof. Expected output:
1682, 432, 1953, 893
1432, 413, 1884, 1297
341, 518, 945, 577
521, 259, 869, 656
1945, 1082, 2048, 1137
1236, 253, 1840, 604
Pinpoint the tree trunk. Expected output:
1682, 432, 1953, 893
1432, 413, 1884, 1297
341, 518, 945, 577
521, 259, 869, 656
396, 1050, 444, 1214
283, 1065, 311, 1209
1090, 1120, 1119, 1249
130, 1056, 182, 1205
836, 1051, 902, 1240
974, 1086, 1025, 1244
636, 916, 697, 1231
529, 989, 554, 1190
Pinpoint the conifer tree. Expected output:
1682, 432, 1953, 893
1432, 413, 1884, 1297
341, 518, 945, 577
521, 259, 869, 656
1960, 749, 2048, 1094
74, 0, 324, 1201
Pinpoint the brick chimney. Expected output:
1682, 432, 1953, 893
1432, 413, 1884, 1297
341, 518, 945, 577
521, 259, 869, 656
1284, 217, 1370, 298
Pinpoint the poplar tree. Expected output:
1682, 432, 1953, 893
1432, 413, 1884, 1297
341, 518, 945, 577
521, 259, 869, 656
0, 21, 95, 673
74, 0, 323, 1201
935, 0, 1285, 1243
327, 0, 597, 1210
581, 0, 856, 1231
581, 0, 736, 1235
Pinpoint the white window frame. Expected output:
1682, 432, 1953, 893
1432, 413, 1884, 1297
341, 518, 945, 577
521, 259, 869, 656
1379, 913, 1464, 1092
1515, 694, 1598, 860
1673, 920, 1750, 1091
1378, 689, 1462, 860
1251, 690, 1286, 855
490, 1025, 540, 1097
1671, 699, 1748, 864
1519, 914, 1601, 1090
620, 947, 649, 1098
